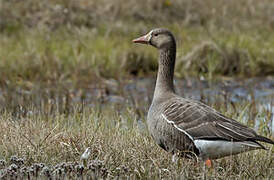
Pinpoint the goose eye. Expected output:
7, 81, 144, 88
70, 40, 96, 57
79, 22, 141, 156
154, 34, 158, 37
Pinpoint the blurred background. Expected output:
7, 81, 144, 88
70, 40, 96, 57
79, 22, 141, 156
0, 0, 273, 120
0, 0, 273, 178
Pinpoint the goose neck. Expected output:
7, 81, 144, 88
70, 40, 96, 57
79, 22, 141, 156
153, 46, 176, 99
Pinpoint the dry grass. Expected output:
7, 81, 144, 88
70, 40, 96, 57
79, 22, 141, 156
0, 0, 273, 179
0, 99, 273, 178
0, 0, 274, 83
1, 0, 274, 30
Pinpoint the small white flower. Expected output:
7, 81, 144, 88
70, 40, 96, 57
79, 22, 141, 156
81, 147, 91, 160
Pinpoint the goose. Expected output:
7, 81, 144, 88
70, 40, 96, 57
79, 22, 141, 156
132, 28, 274, 166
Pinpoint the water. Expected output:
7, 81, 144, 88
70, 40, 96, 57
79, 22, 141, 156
0, 77, 273, 132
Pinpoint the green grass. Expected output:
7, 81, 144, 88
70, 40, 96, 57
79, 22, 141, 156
1, 26, 274, 87
0, 0, 273, 178
1, 0, 274, 85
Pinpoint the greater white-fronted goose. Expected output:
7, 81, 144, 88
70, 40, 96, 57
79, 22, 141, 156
133, 28, 274, 164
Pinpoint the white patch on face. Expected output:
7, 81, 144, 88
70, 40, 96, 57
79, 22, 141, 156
145, 30, 153, 44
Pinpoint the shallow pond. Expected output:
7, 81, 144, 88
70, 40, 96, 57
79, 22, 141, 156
123, 77, 274, 132
0, 77, 273, 132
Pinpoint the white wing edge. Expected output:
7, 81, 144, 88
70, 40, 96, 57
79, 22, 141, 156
161, 113, 194, 141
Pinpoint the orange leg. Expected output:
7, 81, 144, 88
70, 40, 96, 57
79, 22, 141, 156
205, 159, 212, 168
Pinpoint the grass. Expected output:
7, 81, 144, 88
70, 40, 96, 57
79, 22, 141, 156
0, 100, 273, 179
0, 0, 273, 178
1, 26, 274, 86
1, 0, 274, 85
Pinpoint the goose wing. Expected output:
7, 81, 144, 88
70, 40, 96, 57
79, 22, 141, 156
161, 98, 259, 142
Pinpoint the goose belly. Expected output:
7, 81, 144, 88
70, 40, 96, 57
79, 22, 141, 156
148, 120, 195, 153
194, 140, 261, 160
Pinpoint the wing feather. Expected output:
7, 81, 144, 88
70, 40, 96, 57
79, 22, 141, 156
162, 97, 258, 142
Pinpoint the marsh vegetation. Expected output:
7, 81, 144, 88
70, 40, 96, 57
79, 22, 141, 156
0, 0, 273, 179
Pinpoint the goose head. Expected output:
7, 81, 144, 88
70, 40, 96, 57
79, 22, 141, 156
133, 28, 175, 49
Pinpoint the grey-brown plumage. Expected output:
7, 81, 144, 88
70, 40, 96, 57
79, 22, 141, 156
133, 28, 274, 160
